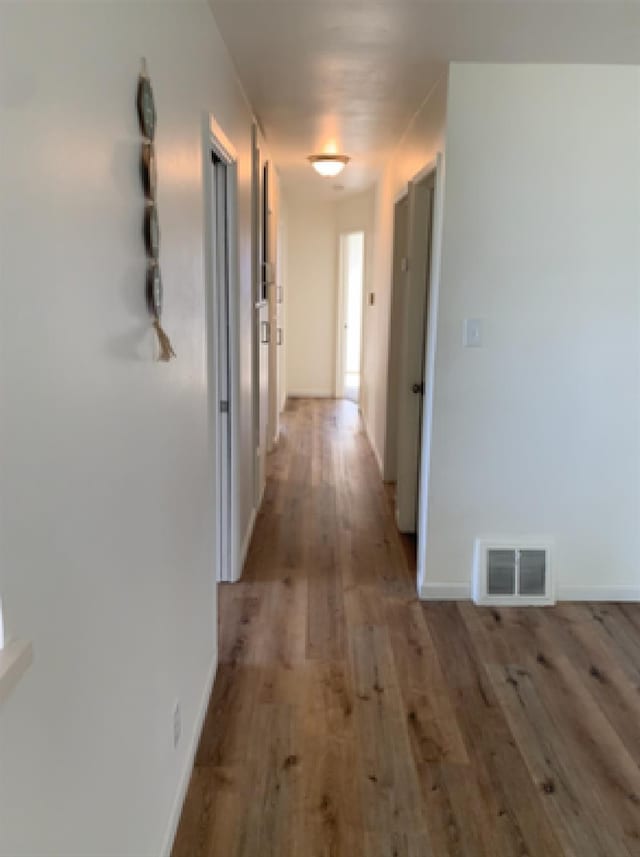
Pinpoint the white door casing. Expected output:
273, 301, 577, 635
203, 114, 241, 585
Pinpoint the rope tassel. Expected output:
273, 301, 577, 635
153, 318, 176, 362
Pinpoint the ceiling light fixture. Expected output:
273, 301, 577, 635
308, 154, 350, 177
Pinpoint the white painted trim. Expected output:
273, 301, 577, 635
0, 639, 33, 706
393, 186, 409, 205
557, 586, 640, 602
235, 507, 257, 582
256, 474, 267, 513
160, 654, 217, 857
416, 152, 445, 593
419, 583, 471, 601
287, 390, 336, 399
419, 582, 640, 603
208, 115, 237, 163
362, 410, 384, 477
203, 113, 241, 586
200, 119, 219, 634
227, 161, 241, 586
411, 157, 438, 187
335, 233, 346, 398
251, 126, 263, 511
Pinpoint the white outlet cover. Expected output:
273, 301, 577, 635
463, 318, 483, 347
173, 701, 181, 748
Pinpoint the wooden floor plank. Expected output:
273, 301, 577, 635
172, 398, 640, 857
486, 662, 623, 857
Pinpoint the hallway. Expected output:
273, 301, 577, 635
173, 399, 640, 857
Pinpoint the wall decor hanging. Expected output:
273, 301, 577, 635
140, 142, 157, 199
137, 59, 175, 361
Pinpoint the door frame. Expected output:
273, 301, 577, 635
335, 230, 365, 400
203, 114, 241, 584
414, 153, 445, 596
251, 125, 270, 511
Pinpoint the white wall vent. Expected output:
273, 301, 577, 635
473, 538, 555, 606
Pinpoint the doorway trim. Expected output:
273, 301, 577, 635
203, 114, 241, 584
415, 153, 445, 597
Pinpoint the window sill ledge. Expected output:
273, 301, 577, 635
0, 640, 33, 706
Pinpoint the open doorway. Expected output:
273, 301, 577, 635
337, 231, 364, 403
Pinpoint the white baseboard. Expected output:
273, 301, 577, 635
361, 411, 384, 478
287, 389, 335, 398
371, 440, 384, 478
419, 582, 471, 601
234, 507, 257, 582
557, 585, 640, 602
419, 581, 640, 603
161, 654, 217, 857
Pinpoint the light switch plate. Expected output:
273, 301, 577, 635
463, 318, 482, 348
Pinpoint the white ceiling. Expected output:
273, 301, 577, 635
209, 1, 640, 199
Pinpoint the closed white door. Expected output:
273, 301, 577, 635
396, 173, 434, 533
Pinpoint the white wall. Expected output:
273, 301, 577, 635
0, 3, 258, 854
363, 73, 448, 472
383, 195, 409, 483
285, 197, 338, 397
285, 189, 375, 399
422, 63, 640, 599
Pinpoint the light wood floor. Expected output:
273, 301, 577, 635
173, 398, 640, 857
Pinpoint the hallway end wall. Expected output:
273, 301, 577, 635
284, 189, 375, 400
285, 196, 338, 397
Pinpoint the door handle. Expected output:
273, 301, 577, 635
261, 321, 270, 344
412, 382, 424, 395
276, 328, 283, 346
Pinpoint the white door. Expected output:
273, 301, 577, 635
396, 173, 435, 533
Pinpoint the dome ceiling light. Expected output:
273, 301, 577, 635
307, 153, 350, 177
